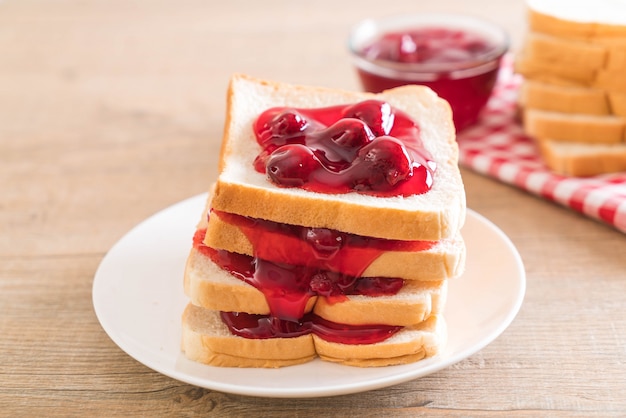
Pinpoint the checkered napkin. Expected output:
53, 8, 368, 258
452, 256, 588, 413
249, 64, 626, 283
457, 58, 626, 234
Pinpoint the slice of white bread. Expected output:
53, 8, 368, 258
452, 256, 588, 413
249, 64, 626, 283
516, 2, 626, 176
523, 109, 626, 144
313, 314, 446, 367
527, 0, 626, 40
211, 74, 465, 241
184, 248, 318, 315
181, 304, 316, 368
538, 139, 626, 176
203, 209, 466, 281
514, 54, 594, 86
522, 32, 607, 71
519, 80, 609, 116
313, 280, 447, 327
184, 248, 447, 326
181, 303, 446, 368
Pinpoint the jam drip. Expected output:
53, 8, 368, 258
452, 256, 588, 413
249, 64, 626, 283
252, 100, 435, 197
193, 231, 404, 322
221, 311, 401, 344
213, 210, 435, 278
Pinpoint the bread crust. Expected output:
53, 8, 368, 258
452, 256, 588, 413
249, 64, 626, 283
313, 314, 446, 367
520, 80, 609, 116
181, 304, 446, 368
523, 32, 607, 71
514, 55, 594, 86
524, 109, 625, 144
538, 139, 626, 176
313, 280, 447, 326
528, 8, 595, 40
184, 249, 318, 315
527, 5, 626, 41
181, 304, 316, 367
212, 74, 465, 241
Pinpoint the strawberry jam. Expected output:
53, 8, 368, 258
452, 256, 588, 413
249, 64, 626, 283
253, 100, 435, 196
349, 15, 508, 131
213, 210, 435, 278
193, 228, 404, 343
221, 311, 401, 343
201, 243, 404, 322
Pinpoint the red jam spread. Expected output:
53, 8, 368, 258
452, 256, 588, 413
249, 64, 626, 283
221, 311, 401, 344
193, 229, 403, 321
214, 210, 435, 277
362, 28, 494, 65
357, 28, 502, 130
252, 100, 435, 197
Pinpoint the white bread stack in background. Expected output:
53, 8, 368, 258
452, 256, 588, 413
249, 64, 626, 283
515, 0, 626, 176
181, 74, 467, 368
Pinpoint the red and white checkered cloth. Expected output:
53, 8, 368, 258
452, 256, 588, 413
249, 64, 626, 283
457, 57, 626, 234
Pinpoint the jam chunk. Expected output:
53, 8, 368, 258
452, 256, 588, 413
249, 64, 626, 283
253, 100, 435, 196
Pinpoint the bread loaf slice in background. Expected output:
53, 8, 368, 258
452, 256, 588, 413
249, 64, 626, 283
524, 109, 625, 144
523, 32, 606, 70
519, 80, 609, 115
538, 139, 626, 176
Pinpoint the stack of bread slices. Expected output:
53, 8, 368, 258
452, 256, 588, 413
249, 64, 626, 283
181, 74, 466, 368
515, 0, 626, 176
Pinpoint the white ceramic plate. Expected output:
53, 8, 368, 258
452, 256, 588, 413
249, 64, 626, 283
93, 193, 525, 398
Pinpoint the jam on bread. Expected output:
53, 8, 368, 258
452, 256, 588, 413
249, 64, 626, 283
253, 100, 435, 196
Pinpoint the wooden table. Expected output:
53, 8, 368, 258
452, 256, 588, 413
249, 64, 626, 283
2, 0, 625, 415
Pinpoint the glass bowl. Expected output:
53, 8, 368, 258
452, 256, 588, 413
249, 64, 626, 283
349, 13, 509, 131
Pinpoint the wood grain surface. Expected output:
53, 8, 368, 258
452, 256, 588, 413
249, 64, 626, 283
1, 0, 625, 416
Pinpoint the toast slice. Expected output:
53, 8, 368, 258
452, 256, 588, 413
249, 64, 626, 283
524, 108, 626, 144
523, 32, 606, 71
181, 304, 316, 368
519, 80, 609, 116
514, 54, 595, 86
527, 0, 626, 40
211, 74, 465, 241
184, 248, 318, 316
538, 138, 626, 176
184, 247, 448, 326
181, 303, 446, 368
204, 209, 466, 281
313, 314, 447, 367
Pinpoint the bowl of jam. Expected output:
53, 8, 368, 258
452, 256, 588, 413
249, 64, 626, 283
349, 13, 509, 131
